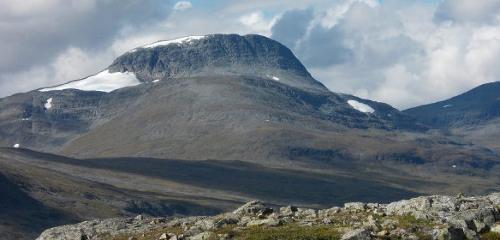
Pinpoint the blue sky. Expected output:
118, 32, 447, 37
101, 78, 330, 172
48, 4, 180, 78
1, 0, 500, 109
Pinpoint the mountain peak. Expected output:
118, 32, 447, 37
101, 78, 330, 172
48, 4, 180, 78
108, 34, 328, 92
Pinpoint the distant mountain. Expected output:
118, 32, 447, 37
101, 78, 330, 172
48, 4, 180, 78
405, 81, 500, 152
405, 81, 500, 127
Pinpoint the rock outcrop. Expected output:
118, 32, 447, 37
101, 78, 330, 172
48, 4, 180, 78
37, 192, 500, 240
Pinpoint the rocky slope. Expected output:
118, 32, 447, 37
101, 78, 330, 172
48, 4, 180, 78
37, 192, 500, 240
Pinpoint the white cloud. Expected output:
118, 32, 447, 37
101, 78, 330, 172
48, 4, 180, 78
2, 0, 500, 111
435, 0, 500, 23
173, 1, 192, 11
272, 0, 500, 109
239, 11, 279, 36
0, 46, 113, 96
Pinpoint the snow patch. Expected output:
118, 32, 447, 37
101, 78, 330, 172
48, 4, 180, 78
137, 36, 206, 50
452, 165, 457, 168
44, 98, 53, 109
13, 144, 20, 148
347, 100, 375, 113
266, 75, 280, 81
443, 104, 453, 108
152, 79, 160, 83
21, 118, 30, 121
39, 70, 141, 93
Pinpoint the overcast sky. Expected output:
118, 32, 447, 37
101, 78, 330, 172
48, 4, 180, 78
1, 0, 500, 109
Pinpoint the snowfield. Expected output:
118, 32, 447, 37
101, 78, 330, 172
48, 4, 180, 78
39, 70, 141, 93
347, 100, 375, 113
130, 36, 206, 52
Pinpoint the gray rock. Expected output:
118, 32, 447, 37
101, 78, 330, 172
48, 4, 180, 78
431, 227, 467, 240
214, 214, 239, 228
318, 207, 340, 218
233, 201, 272, 217
280, 206, 298, 216
296, 208, 317, 219
36, 217, 159, 240
487, 192, 500, 205
246, 218, 281, 227
188, 231, 214, 240
381, 219, 398, 230
362, 215, 380, 232
344, 202, 366, 211
194, 218, 216, 231
341, 228, 371, 240
491, 224, 500, 233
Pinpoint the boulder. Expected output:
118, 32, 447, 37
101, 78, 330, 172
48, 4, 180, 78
344, 202, 366, 211
341, 228, 371, 240
296, 208, 317, 219
189, 231, 214, 240
280, 206, 298, 216
246, 218, 281, 227
159, 233, 168, 239
491, 224, 500, 233
233, 201, 273, 217
318, 207, 340, 218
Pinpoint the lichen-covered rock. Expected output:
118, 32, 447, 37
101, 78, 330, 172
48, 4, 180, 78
491, 224, 500, 233
344, 202, 366, 211
188, 231, 214, 240
280, 205, 298, 216
246, 218, 281, 227
36, 217, 170, 240
232, 200, 272, 217
318, 207, 341, 218
341, 228, 371, 240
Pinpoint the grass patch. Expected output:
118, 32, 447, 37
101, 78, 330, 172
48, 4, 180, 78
482, 232, 500, 240
395, 215, 433, 228
230, 225, 341, 240
102, 226, 183, 240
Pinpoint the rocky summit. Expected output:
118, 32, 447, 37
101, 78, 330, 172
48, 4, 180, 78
37, 192, 500, 240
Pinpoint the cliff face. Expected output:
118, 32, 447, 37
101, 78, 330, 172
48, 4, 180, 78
37, 192, 500, 240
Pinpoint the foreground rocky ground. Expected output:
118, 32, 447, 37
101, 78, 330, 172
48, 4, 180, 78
37, 193, 500, 240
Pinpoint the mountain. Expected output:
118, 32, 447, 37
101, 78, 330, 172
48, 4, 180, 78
0, 34, 430, 162
404, 81, 500, 127
405, 81, 500, 152
0, 34, 499, 238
